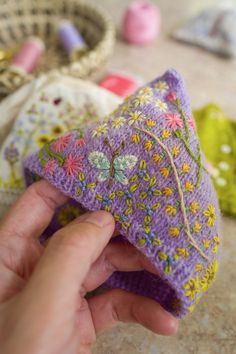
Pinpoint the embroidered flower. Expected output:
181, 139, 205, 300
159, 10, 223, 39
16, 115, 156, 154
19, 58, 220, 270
190, 201, 200, 214
162, 129, 171, 139
155, 99, 168, 112
76, 172, 96, 196
182, 163, 190, 173
44, 159, 57, 175
166, 91, 177, 101
134, 94, 151, 107
52, 133, 71, 152
131, 160, 149, 182
164, 113, 183, 129
58, 204, 82, 226
162, 187, 173, 197
165, 205, 177, 216
202, 239, 211, 249
176, 248, 189, 258
145, 119, 156, 128
185, 181, 194, 192
212, 235, 220, 254
139, 87, 153, 95
128, 111, 145, 125
63, 154, 83, 176
196, 263, 203, 272
193, 221, 202, 233
183, 275, 200, 300
203, 204, 216, 227
201, 260, 219, 292
96, 192, 116, 212
138, 225, 162, 247
37, 134, 52, 147
144, 140, 153, 151
155, 80, 169, 93
138, 203, 160, 224
189, 117, 197, 130
117, 183, 138, 207
152, 153, 163, 164
169, 227, 180, 237
92, 124, 108, 138
114, 208, 132, 229
74, 138, 86, 147
139, 176, 162, 200
160, 167, 170, 178
111, 117, 126, 129
51, 124, 65, 136
172, 145, 180, 157
131, 133, 141, 144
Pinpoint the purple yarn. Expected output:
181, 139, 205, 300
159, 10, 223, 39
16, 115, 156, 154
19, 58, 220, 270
23, 69, 221, 318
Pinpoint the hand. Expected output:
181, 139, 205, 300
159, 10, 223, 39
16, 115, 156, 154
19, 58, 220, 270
0, 180, 178, 354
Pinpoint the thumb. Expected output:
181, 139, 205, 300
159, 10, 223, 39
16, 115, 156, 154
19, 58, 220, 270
22, 211, 115, 309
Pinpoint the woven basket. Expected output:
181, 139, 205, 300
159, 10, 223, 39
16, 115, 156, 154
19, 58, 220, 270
0, 0, 115, 97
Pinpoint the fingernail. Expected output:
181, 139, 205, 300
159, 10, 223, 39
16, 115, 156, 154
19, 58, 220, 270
83, 211, 114, 228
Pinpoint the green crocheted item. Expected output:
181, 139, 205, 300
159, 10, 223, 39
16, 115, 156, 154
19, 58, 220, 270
194, 104, 236, 217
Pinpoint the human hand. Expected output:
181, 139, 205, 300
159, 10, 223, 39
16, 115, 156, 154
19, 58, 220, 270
0, 180, 178, 354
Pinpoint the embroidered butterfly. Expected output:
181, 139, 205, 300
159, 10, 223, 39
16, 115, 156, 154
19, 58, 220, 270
88, 140, 137, 186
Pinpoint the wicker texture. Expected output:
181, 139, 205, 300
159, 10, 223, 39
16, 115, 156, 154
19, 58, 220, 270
0, 0, 115, 96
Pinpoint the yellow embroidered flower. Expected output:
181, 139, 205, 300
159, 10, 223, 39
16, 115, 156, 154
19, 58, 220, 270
182, 163, 190, 173
196, 263, 203, 272
162, 129, 171, 138
162, 187, 173, 197
51, 124, 65, 136
190, 201, 200, 214
176, 248, 189, 258
185, 181, 194, 192
144, 140, 153, 151
203, 204, 216, 227
152, 153, 162, 164
36, 134, 52, 147
128, 111, 145, 125
202, 239, 211, 249
155, 99, 168, 112
111, 117, 126, 129
212, 235, 220, 253
165, 205, 177, 216
134, 94, 151, 107
169, 227, 180, 237
193, 221, 202, 233
155, 80, 169, 93
120, 102, 131, 114
157, 251, 168, 261
145, 119, 156, 128
92, 123, 108, 137
160, 167, 170, 178
58, 205, 82, 226
131, 133, 141, 144
172, 145, 180, 157
183, 275, 200, 300
139, 87, 153, 95
201, 260, 219, 292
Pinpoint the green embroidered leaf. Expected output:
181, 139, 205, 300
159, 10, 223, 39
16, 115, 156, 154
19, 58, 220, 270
140, 160, 146, 169
140, 191, 148, 200
87, 183, 96, 189
114, 170, 128, 185
114, 155, 137, 171
117, 191, 125, 197
76, 188, 82, 196
152, 203, 161, 211
152, 238, 162, 246
122, 221, 130, 229
138, 203, 145, 210
153, 189, 162, 196
125, 207, 133, 216
150, 177, 157, 187
142, 173, 150, 182
98, 170, 110, 182
88, 151, 110, 170
109, 192, 116, 200
126, 199, 132, 207
104, 205, 111, 212
78, 172, 85, 181
96, 194, 103, 201
138, 239, 146, 247
129, 183, 138, 193
130, 174, 138, 182
144, 215, 151, 224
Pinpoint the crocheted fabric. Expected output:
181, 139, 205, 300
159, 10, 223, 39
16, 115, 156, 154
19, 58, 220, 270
24, 69, 221, 318
194, 103, 236, 217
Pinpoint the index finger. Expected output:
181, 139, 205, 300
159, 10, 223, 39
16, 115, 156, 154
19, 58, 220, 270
0, 180, 68, 240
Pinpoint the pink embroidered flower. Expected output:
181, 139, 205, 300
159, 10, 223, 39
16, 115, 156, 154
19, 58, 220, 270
52, 134, 72, 152
189, 116, 197, 130
74, 138, 85, 148
166, 92, 177, 102
164, 113, 183, 129
63, 154, 83, 176
44, 159, 57, 175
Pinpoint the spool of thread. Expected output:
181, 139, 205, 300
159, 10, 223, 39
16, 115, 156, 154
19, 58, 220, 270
11, 37, 45, 74
122, 0, 161, 45
58, 20, 88, 60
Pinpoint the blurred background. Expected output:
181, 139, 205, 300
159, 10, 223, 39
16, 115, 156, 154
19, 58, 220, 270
0, 0, 235, 353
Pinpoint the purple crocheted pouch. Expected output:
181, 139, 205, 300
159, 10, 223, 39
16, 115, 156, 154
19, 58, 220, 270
24, 69, 221, 318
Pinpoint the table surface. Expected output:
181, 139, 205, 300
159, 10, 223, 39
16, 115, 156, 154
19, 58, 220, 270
91, 0, 236, 353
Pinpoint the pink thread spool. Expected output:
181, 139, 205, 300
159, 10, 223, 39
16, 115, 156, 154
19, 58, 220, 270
11, 37, 45, 74
122, 0, 161, 45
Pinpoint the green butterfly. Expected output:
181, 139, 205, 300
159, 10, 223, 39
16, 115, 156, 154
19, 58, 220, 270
88, 151, 138, 186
